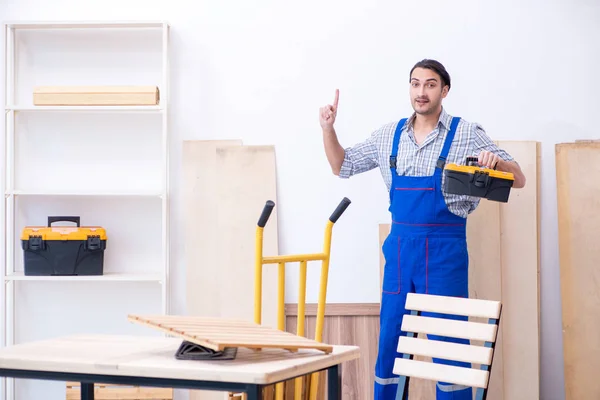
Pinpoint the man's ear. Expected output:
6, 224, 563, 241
442, 85, 449, 98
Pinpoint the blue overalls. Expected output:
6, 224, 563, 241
375, 117, 472, 400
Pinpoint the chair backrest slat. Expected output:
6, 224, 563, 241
405, 293, 501, 319
401, 314, 497, 343
393, 358, 489, 389
396, 336, 493, 366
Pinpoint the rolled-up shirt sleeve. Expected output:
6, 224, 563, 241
338, 129, 382, 179
472, 125, 515, 162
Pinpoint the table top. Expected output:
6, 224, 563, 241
0, 334, 360, 385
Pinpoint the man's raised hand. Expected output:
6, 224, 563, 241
319, 89, 339, 130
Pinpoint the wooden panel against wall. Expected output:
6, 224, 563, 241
556, 141, 600, 400
183, 141, 280, 400
285, 303, 380, 400
497, 141, 541, 400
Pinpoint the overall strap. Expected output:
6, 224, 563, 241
389, 118, 408, 173
436, 116, 461, 170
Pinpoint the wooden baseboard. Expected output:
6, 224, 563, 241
284, 302, 379, 399
285, 303, 380, 317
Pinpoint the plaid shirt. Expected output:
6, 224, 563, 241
339, 107, 514, 218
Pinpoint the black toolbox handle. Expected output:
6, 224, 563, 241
465, 156, 479, 166
48, 216, 80, 227
466, 156, 498, 170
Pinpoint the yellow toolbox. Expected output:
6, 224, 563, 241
443, 157, 514, 202
21, 216, 107, 276
33, 85, 159, 106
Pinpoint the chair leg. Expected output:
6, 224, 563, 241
475, 387, 489, 400
396, 375, 409, 400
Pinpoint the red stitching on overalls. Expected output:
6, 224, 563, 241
425, 238, 429, 294
394, 187, 433, 191
392, 220, 465, 227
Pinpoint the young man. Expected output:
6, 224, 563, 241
319, 59, 525, 400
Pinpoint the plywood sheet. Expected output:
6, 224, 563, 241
556, 141, 600, 400
497, 141, 541, 400
183, 140, 242, 319
182, 142, 279, 400
466, 196, 504, 400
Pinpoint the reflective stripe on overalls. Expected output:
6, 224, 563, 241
374, 117, 473, 400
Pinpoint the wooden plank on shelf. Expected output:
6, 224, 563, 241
556, 141, 600, 399
33, 85, 160, 106
182, 141, 279, 400
497, 141, 541, 400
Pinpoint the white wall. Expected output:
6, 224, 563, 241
2, 0, 599, 399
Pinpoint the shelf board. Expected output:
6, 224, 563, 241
4, 272, 163, 282
3, 21, 168, 29
7, 190, 164, 197
6, 105, 164, 113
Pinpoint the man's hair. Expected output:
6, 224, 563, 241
410, 59, 451, 90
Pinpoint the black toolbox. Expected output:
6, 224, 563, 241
21, 216, 107, 276
443, 157, 515, 203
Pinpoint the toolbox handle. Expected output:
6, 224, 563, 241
329, 197, 352, 223
257, 201, 275, 228
47, 216, 80, 227
465, 156, 479, 166
466, 156, 498, 170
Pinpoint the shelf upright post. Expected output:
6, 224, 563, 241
161, 22, 170, 317
2, 21, 17, 400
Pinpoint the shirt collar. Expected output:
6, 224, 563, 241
406, 106, 452, 131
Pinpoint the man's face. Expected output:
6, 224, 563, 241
409, 67, 448, 115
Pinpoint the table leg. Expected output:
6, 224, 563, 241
246, 384, 262, 400
81, 382, 94, 400
327, 364, 341, 400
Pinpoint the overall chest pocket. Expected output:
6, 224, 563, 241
391, 185, 437, 224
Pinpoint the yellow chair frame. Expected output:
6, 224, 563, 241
253, 197, 351, 400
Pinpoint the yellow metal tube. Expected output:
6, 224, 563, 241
277, 262, 286, 331
262, 253, 327, 264
294, 260, 308, 400
309, 220, 334, 400
275, 262, 286, 400
254, 226, 264, 325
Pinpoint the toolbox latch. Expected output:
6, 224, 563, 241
25, 236, 44, 251
472, 171, 492, 188
85, 235, 103, 251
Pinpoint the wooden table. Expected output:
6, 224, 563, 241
0, 334, 360, 399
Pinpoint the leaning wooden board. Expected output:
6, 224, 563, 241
556, 141, 600, 399
496, 141, 541, 400
378, 141, 540, 399
182, 141, 279, 400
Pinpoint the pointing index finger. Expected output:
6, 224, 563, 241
333, 89, 339, 110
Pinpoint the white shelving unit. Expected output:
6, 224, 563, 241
1, 21, 170, 400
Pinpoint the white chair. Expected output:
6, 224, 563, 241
393, 293, 502, 400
